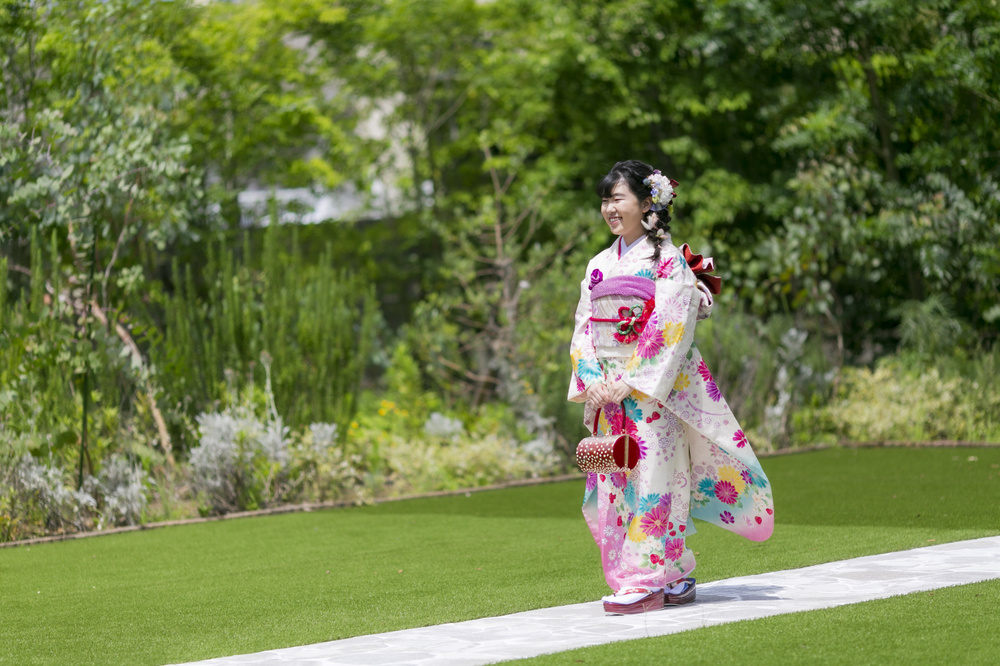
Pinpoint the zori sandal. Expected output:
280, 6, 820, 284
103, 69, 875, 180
601, 587, 664, 614
664, 577, 696, 605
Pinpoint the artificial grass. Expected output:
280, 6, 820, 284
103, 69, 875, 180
510, 579, 1000, 665
0, 447, 997, 665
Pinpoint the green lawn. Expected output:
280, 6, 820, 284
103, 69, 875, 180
1, 447, 998, 665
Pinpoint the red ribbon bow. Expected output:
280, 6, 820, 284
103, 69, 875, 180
681, 243, 721, 295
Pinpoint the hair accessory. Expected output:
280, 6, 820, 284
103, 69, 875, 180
642, 170, 679, 212
640, 211, 659, 231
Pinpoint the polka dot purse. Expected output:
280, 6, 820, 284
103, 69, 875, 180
575, 404, 639, 475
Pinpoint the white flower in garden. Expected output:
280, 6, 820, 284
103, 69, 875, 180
423, 412, 464, 439
14, 454, 97, 523
98, 455, 149, 526
261, 418, 290, 465
309, 422, 339, 452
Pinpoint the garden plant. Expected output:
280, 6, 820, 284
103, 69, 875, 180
1, 0, 998, 573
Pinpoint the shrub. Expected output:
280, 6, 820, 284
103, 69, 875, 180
347, 389, 561, 496
188, 358, 366, 514
157, 225, 379, 450
0, 452, 97, 540
695, 307, 835, 448
95, 455, 150, 528
821, 353, 1000, 443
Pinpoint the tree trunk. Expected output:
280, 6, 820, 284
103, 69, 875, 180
859, 37, 899, 183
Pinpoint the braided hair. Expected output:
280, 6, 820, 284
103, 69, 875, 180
596, 160, 673, 263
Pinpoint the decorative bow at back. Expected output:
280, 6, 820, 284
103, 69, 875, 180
681, 243, 721, 295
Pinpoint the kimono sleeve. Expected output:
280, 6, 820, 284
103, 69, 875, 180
568, 267, 606, 403
695, 282, 715, 321
621, 249, 700, 404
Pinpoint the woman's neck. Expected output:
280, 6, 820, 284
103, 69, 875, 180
621, 230, 645, 245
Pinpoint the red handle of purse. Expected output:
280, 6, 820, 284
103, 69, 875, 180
591, 402, 629, 436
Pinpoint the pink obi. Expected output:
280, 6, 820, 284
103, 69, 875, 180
590, 276, 656, 345
590, 275, 655, 301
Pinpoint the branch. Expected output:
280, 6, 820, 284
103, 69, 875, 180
6, 262, 32, 276
483, 144, 503, 196
517, 208, 543, 255
101, 200, 136, 310
482, 144, 507, 274
524, 236, 576, 281
87, 300, 174, 467
428, 88, 470, 133
971, 87, 1000, 111
452, 315, 487, 330
436, 355, 498, 384
507, 200, 543, 248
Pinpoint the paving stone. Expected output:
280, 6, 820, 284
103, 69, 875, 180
172, 536, 1000, 666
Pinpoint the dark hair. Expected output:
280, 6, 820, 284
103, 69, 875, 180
596, 159, 673, 263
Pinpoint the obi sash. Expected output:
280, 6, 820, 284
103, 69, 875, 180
589, 276, 656, 350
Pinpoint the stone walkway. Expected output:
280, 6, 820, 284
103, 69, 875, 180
175, 536, 1000, 666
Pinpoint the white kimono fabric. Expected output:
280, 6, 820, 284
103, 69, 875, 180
569, 234, 774, 593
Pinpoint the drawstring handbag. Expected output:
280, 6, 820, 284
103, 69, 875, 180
576, 403, 639, 475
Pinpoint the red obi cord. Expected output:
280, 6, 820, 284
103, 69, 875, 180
591, 298, 655, 344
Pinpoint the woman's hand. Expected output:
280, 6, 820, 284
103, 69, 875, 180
604, 380, 632, 404
585, 383, 610, 408
586, 380, 631, 407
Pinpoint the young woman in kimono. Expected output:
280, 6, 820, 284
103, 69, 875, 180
568, 160, 775, 614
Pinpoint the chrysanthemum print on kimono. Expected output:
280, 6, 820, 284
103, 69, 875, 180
569, 219, 774, 601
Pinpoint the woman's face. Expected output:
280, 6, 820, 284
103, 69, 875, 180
601, 180, 650, 243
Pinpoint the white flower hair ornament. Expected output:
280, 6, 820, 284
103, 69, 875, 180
643, 170, 679, 212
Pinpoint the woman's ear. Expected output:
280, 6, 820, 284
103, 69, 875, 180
642, 197, 652, 213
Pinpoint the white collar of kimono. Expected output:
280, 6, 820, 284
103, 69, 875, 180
617, 234, 647, 258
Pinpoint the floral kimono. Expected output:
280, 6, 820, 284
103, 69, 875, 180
569, 234, 774, 594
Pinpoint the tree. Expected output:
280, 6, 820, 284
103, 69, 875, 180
151, 0, 359, 224
2, 0, 206, 471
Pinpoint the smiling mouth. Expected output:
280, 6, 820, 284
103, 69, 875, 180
608, 216, 622, 225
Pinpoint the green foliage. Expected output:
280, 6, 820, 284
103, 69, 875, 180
346, 377, 561, 496
150, 0, 359, 223
0, 1, 385, 528
816, 351, 1000, 443
308, 0, 999, 441
3, 0, 1000, 548
893, 295, 971, 359
0, 228, 158, 475
311, 0, 614, 409
0, 446, 153, 541
156, 223, 379, 441
187, 364, 365, 515
702, 0, 1000, 349
1, 0, 212, 478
